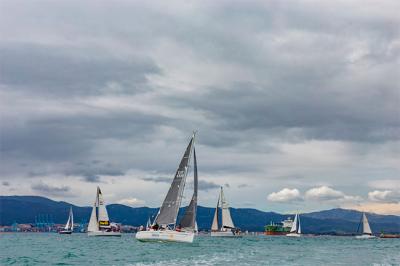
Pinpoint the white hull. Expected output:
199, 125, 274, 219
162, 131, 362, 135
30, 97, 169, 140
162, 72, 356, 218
136, 230, 195, 243
211, 231, 242, 237
87, 231, 121, 237
286, 233, 301, 237
356, 234, 376, 239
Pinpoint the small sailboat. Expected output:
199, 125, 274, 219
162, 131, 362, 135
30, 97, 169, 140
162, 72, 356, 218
59, 206, 74, 234
286, 213, 301, 237
355, 213, 376, 239
210, 187, 241, 237
136, 133, 198, 243
87, 186, 121, 237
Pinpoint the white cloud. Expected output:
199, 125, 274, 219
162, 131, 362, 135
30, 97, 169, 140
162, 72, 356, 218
267, 188, 301, 202
368, 190, 400, 203
117, 197, 145, 207
305, 186, 361, 202
368, 179, 400, 190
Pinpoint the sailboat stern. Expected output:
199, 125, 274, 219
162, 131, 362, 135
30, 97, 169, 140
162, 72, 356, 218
135, 230, 195, 243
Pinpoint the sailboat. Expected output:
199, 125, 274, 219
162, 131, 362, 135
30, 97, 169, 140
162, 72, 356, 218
286, 213, 301, 237
356, 213, 376, 239
59, 206, 74, 234
210, 187, 241, 237
87, 186, 121, 237
136, 133, 198, 243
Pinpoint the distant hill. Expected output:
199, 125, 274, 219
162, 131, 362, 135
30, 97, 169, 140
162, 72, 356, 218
1, 196, 399, 233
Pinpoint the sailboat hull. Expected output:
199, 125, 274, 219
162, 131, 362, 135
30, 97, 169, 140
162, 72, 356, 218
286, 233, 301, 237
211, 231, 242, 237
87, 231, 121, 237
355, 234, 376, 239
136, 230, 195, 243
59, 230, 72, 234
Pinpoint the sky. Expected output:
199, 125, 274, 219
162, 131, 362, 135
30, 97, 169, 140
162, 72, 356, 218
0, 0, 399, 215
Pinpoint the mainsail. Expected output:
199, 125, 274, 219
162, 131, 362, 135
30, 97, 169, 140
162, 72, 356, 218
155, 135, 195, 226
290, 213, 298, 233
179, 148, 198, 229
220, 187, 235, 228
211, 193, 220, 231
362, 213, 372, 235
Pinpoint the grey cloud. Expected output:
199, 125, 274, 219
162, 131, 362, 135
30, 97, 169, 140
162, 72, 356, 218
31, 181, 75, 197
0, 44, 161, 96
141, 176, 172, 183
2, 181, 10, 186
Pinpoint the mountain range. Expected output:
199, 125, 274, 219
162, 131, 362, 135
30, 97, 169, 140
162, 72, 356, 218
1, 196, 399, 234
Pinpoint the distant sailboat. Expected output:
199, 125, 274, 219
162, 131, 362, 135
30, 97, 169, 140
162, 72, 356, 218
136, 133, 198, 243
286, 213, 301, 237
210, 187, 241, 237
87, 186, 121, 237
59, 206, 73, 234
356, 213, 376, 239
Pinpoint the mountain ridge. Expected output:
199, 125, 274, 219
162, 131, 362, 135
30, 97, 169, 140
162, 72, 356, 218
1, 195, 399, 233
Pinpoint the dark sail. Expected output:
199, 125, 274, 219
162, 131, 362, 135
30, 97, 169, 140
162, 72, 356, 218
155, 135, 195, 226
179, 148, 198, 229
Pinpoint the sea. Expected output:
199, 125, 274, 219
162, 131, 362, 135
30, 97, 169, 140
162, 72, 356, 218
1, 233, 399, 266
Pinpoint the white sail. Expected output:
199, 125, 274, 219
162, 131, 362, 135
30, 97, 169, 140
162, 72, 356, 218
290, 214, 298, 233
71, 207, 74, 231
362, 213, 372, 235
64, 215, 71, 230
87, 205, 99, 232
297, 214, 301, 234
64, 207, 73, 230
220, 188, 235, 228
211, 193, 220, 231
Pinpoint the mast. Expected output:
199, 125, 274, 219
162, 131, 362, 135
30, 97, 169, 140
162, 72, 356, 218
155, 133, 195, 226
179, 147, 198, 230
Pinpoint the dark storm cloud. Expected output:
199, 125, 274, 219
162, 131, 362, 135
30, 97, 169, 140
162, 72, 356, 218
31, 181, 75, 197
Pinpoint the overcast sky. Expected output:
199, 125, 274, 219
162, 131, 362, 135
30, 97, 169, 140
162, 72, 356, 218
1, 0, 399, 215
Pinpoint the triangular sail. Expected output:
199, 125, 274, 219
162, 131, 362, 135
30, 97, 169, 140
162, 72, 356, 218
64, 206, 73, 230
362, 213, 372, 235
290, 214, 298, 233
155, 135, 195, 226
64, 214, 71, 230
221, 187, 235, 228
211, 193, 220, 231
97, 187, 110, 228
179, 148, 198, 230
87, 204, 99, 232
297, 214, 301, 234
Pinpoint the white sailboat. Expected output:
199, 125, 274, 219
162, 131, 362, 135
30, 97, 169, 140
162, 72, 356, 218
210, 187, 241, 237
356, 213, 376, 239
87, 186, 121, 237
136, 133, 198, 243
59, 206, 74, 234
286, 213, 301, 237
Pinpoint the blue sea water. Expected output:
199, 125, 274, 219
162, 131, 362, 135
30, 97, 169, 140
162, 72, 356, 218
1, 233, 399, 266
